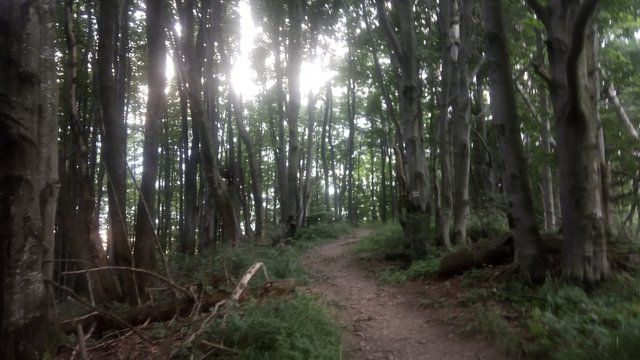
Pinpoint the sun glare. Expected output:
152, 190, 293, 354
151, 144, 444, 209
234, 1, 339, 100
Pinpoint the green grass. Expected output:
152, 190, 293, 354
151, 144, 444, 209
353, 223, 406, 261
207, 293, 342, 359
168, 223, 348, 359
464, 273, 640, 360
294, 222, 352, 249
354, 223, 442, 282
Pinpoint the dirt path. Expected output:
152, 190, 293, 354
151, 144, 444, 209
301, 229, 505, 360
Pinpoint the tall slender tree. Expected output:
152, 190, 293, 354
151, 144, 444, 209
133, 0, 168, 294
97, 0, 136, 302
376, 0, 432, 258
483, 0, 546, 280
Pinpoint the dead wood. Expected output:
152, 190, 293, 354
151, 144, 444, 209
58, 289, 230, 335
258, 278, 298, 297
231, 262, 270, 301
435, 233, 565, 278
437, 235, 514, 278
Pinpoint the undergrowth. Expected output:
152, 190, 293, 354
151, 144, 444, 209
463, 271, 640, 360
352, 222, 640, 360
353, 223, 442, 282
173, 293, 342, 359
167, 222, 349, 359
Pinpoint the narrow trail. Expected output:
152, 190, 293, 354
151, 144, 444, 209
301, 228, 505, 360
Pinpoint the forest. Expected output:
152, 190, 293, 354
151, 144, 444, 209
1, 0, 639, 359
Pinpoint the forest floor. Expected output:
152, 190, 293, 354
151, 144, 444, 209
301, 228, 506, 360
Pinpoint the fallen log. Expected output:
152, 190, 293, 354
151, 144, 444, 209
59, 289, 230, 335
437, 235, 514, 278
436, 233, 564, 278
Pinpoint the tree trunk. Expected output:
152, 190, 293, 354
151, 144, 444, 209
539, 85, 556, 230
321, 83, 332, 213
0, 1, 58, 357
483, 0, 546, 280
377, 0, 432, 259
346, 44, 357, 225
97, 0, 136, 303
133, 0, 167, 296
527, 0, 609, 284
302, 90, 318, 226
437, 0, 453, 248
450, 0, 471, 246
284, 0, 303, 237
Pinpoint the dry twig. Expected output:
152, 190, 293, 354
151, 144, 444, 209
45, 279, 154, 345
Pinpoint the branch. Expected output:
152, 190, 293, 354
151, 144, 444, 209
374, 0, 404, 64
61, 266, 194, 300
529, 27, 552, 85
468, 57, 486, 84
567, 0, 599, 112
524, 0, 548, 26
231, 262, 270, 301
45, 279, 154, 345
515, 81, 557, 147
606, 83, 638, 139
471, 127, 493, 165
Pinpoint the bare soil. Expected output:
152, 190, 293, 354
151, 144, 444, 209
301, 228, 506, 360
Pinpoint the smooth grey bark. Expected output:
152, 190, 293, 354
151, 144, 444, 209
483, 0, 546, 280
527, 0, 609, 284
538, 84, 556, 230
346, 43, 357, 224
321, 83, 332, 213
437, 0, 453, 248
376, 0, 432, 258
450, 0, 471, 246
302, 90, 318, 226
0, 1, 58, 357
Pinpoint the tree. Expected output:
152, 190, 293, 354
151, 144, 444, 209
376, 0, 432, 258
0, 1, 59, 357
527, 0, 609, 284
437, 0, 454, 248
133, 0, 168, 294
284, 0, 304, 237
97, 0, 136, 302
59, 0, 118, 302
450, 0, 472, 246
482, 0, 546, 280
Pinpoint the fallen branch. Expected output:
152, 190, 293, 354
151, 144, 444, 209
45, 279, 154, 345
57, 286, 230, 335
231, 262, 270, 301
200, 340, 239, 354
61, 266, 194, 300
606, 83, 638, 139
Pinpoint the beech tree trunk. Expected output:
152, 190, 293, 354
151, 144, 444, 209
450, 0, 471, 246
377, 0, 432, 258
438, 0, 453, 248
284, 0, 304, 237
483, 0, 546, 280
0, 1, 58, 357
321, 83, 332, 213
346, 42, 357, 224
527, 0, 609, 284
302, 90, 318, 226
